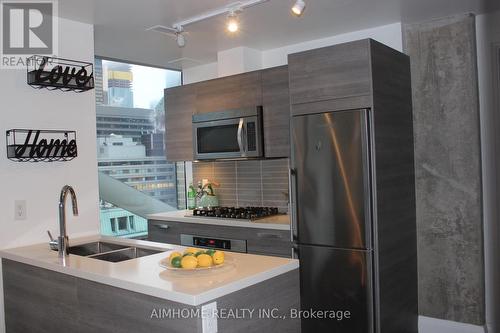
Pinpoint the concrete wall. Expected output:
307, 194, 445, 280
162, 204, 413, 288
476, 10, 500, 333
403, 14, 484, 326
0, 17, 99, 333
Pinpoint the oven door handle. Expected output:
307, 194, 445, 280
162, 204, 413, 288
237, 118, 246, 157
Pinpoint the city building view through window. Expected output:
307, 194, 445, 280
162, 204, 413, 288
95, 58, 184, 238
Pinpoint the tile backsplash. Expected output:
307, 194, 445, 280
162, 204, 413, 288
192, 158, 289, 212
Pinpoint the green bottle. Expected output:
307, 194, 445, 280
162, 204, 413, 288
187, 183, 196, 209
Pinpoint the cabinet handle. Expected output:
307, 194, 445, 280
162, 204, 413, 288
156, 224, 170, 231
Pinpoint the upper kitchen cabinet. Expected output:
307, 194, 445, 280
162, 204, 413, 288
288, 39, 372, 115
195, 71, 262, 114
164, 67, 291, 161
261, 65, 291, 158
164, 84, 196, 161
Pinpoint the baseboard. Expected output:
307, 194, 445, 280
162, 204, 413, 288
419, 316, 486, 333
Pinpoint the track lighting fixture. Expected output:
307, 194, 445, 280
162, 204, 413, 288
148, 0, 310, 47
291, 0, 306, 16
146, 25, 187, 48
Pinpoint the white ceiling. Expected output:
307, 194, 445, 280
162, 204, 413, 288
58, 0, 498, 69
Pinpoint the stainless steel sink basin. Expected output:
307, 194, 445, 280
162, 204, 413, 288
68, 242, 164, 263
68, 242, 128, 256
89, 247, 163, 263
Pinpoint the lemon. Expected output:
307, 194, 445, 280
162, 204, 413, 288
171, 256, 182, 268
212, 251, 225, 265
181, 255, 198, 269
184, 247, 199, 255
169, 251, 182, 262
197, 254, 213, 267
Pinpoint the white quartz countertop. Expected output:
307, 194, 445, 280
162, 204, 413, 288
148, 210, 291, 231
0, 235, 298, 306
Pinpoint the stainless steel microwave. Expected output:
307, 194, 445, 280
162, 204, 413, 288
192, 106, 264, 160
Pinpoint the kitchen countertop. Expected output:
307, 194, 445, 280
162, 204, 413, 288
0, 235, 298, 306
148, 210, 291, 231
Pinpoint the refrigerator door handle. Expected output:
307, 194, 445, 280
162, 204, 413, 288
289, 167, 298, 243
291, 243, 299, 259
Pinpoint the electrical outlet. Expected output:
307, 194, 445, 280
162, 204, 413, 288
14, 200, 27, 220
202, 302, 218, 333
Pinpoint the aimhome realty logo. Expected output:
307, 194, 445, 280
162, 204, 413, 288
1, 0, 58, 69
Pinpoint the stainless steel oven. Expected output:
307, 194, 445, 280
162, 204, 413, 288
192, 106, 263, 160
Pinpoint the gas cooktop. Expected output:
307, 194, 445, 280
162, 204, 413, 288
190, 206, 280, 221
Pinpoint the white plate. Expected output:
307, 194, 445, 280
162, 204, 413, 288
159, 257, 225, 271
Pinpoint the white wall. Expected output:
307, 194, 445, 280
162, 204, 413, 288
261, 22, 403, 67
183, 22, 403, 83
217, 47, 263, 77
0, 17, 99, 332
476, 10, 500, 333
183, 62, 218, 84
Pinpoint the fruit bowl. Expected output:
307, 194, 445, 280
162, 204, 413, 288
159, 248, 226, 271
159, 258, 225, 271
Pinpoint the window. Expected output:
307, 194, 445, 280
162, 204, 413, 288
95, 58, 187, 239
110, 218, 116, 232
118, 217, 128, 231
129, 216, 135, 230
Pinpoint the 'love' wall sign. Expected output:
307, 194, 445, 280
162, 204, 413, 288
6, 129, 78, 162
27, 55, 94, 92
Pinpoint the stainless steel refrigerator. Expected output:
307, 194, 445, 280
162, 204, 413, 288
291, 109, 373, 332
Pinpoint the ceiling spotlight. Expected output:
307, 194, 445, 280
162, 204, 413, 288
226, 10, 240, 33
291, 0, 306, 16
176, 32, 186, 47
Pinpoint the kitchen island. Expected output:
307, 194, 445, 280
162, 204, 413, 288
0, 236, 299, 333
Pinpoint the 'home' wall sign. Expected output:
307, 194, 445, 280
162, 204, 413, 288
6, 129, 78, 162
27, 55, 94, 92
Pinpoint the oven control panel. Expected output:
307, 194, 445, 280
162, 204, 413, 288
180, 234, 247, 253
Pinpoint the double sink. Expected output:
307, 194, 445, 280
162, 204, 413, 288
68, 241, 164, 263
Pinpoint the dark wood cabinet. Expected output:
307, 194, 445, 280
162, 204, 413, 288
164, 84, 196, 161
261, 65, 291, 158
3, 259, 300, 333
148, 219, 292, 258
194, 71, 262, 114
164, 67, 291, 162
288, 39, 372, 114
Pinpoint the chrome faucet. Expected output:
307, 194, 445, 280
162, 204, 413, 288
57, 185, 78, 258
